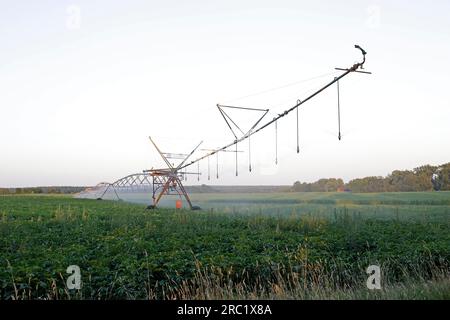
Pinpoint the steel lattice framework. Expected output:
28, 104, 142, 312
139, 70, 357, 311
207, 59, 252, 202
80, 45, 370, 210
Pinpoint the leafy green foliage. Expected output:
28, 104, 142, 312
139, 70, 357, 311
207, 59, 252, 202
291, 162, 450, 192
0, 194, 449, 299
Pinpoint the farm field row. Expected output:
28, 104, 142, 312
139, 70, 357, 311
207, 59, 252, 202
1, 193, 449, 299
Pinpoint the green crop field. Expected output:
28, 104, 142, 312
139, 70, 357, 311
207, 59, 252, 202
1, 192, 449, 300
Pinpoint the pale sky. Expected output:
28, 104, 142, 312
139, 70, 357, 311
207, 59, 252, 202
1, 0, 450, 187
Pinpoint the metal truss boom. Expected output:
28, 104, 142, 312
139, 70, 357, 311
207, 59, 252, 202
83, 44, 370, 211
178, 45, 369, 171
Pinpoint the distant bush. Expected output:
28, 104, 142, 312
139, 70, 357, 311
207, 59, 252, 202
291, 162, 450, 193
0, 186, 85, 195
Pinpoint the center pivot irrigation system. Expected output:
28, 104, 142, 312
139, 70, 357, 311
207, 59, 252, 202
83, 45, 371, 209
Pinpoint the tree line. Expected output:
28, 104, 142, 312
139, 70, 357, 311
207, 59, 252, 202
0, 186, 85, 195
291, 163, 450, 193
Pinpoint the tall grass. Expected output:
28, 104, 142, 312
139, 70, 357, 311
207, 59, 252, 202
149, 263, 450, 300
